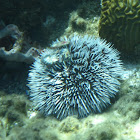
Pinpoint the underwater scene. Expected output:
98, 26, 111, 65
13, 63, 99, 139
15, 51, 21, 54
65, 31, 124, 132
0, 0, 140, 139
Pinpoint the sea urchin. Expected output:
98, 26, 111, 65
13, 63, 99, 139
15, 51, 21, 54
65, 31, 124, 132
28, 35, 123, 119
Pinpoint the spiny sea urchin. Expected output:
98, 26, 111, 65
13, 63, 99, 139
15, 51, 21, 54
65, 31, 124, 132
28, 35, 123, 120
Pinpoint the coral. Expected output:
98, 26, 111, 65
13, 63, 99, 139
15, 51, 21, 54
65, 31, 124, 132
28, 35, 123, 120
0, 24, 22, 39
0, 23, 41, 64
0, 45, 40, 64
99, 0, 140, 58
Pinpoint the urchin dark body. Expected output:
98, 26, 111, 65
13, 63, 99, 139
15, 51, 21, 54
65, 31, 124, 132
28, 35, 123, 119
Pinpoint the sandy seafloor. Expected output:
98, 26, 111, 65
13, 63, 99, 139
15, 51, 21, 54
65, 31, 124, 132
0, 1, 140, 140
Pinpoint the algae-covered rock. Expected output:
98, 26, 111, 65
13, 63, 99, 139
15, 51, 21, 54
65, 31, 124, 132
69, 12, 87, 32
40, 129, 60, 140
0, 93, 30, 126
59, 117, 80, 133
64, 1, 101, 38
93, 122, 117, 140
99, 0, 140, 58
113, 66, 140, 121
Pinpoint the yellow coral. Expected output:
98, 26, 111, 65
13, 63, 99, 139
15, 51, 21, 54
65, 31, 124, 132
99, 0, 140, 57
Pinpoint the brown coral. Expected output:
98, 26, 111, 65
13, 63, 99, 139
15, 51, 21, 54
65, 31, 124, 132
99, 0, 140, 58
